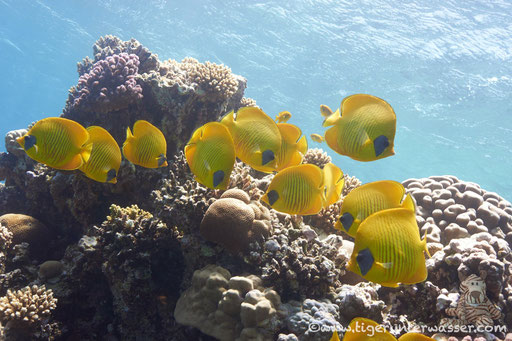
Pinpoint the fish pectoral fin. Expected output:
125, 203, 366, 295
380, 281, 400, 288
375, 261, 393, 270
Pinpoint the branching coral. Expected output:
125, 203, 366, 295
302, 148, 332, 169
0, 285, 57, 324
65, 53, 143, 114
239, 97, 258, 108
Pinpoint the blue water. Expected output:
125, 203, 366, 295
1, 0, 511, 200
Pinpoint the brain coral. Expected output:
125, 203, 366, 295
64, 52, 143, 114
174, 264, 284, 341
0, 214, 51, 259
200, 189, 272, 253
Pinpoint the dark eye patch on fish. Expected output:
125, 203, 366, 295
356, 247, 374, 276
261, 149, 275, 165
157, 153, 167, 167
213, 170, 225, 188
340, 212, 354, 232
374, 135, 390, 157
267, 190, 279, 206
24, 135, 37, 151
106, 169, 117, 182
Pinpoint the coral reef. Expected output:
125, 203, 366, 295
174, 264, 284, 341
65, 53, 143, 114
302, 148, 331, 168
200, 189, 272, 253
1, 34, 511, 340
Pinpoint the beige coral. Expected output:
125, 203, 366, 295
239, 97, 258, 108
174, 265, 283, 341
0, 285, 57, 324
302, 148, 332, 169
0, 224, 12, 252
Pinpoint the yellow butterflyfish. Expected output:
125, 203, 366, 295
79, 126, 121, 183
275, 110, 292, 123
123, 120, 167, 168
275, 123, 308, 171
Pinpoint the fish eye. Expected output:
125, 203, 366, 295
267, 190, 279, 206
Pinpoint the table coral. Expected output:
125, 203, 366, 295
174, 264, 284, 341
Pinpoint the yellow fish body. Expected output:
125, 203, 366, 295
261, 164, 326, 215
323, 94, 396, 162
185, 122, 236, 190
275, 111, 292, 123
123, 120, 168, 168
347, 207, 430, 287
342, 317, 396, 340
275, 123, 308, 171
310, 133, 324, 143
79, 126, 122, 183
16, 117, 92, 170
398, 333, 436, 341
335, 180, 415, 237
322, 163, 345, 207
221, 107, 281, 173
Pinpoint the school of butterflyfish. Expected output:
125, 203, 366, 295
17, 93, 430, 288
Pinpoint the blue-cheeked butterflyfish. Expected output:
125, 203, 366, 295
335, 180, 415, 237
16, 117, 92, 170
275, 110, 292, 123
347, 207, 430, 287
310, 133, 324, 143
322, 162, 345, 207
185, 122, 236, 190
275, 123, 308, 171
323, 94, 396, 162
220, 106, 281, 173
79, 126, 122, 183
261, 164, 326, 215
123, 120, 168, 168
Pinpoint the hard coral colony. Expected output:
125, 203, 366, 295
0, 35, 509, 341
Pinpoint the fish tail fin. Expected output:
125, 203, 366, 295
81, 142, 93, 164
401, 193, 415, 211
422, 232, 431, 258
322, 108, 341, 127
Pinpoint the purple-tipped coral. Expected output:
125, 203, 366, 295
65, 53, 143, 114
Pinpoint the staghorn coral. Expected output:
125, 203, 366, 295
0, 285, 57, 324
64, 53, 143, 114
302, 148, 331, 169
174, 264, 284, 341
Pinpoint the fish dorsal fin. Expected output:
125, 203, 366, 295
296, 135, 308, 154
220, 110, 235, 125
322, 163, 345, 206
133, 120, 156, 137
125, 126, 134, 140
322, 107, 341, 127
329, 330, 340, 341
401, 193, 416, 212
233, 106, 271, 124
277, 123, 302, 145
340, 94, 385, 119
203, 122, 233, 144
368, 180, 405, 203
